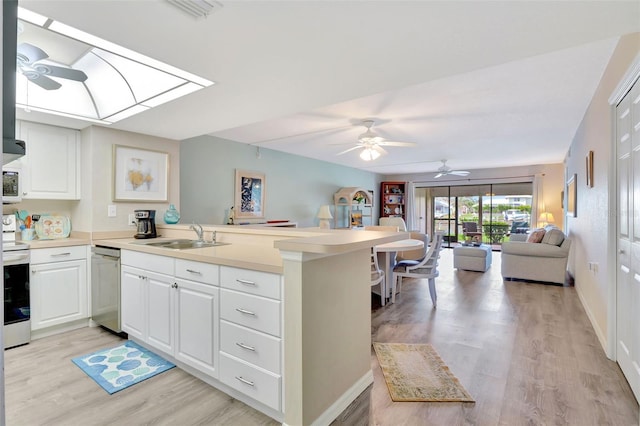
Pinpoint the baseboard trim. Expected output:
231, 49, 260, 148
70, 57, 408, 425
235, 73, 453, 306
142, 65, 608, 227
575, 284, 608, 355
309, 369, 374, 426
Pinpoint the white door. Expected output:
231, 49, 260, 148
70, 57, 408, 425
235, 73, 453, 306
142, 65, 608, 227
616, 78, 640, 399
30, 260, 87, 330
174, 278, 219, 378
121, 266, 146, 340
146, 271, 175, 355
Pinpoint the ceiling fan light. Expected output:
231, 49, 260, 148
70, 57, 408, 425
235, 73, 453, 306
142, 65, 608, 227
360, 148, 380, 161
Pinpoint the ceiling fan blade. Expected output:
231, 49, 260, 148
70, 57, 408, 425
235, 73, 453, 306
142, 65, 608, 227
26, 73, 62, 90
34, 64, 88, 82
377, 141, 417, 147
17, 43, 48, 65
434, 172, 444, 179
372, 145, 388, 155
450, 171, 470, 176
336, 146, 363, 156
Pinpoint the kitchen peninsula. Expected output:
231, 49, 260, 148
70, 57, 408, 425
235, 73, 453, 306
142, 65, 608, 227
95, 224, 406, 425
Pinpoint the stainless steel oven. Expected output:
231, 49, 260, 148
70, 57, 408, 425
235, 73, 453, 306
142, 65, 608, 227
3, 214, 30, 348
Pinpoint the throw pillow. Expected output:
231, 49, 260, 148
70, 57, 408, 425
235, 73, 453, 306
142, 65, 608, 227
542, 228, 565, 246
527, 228, 546, 243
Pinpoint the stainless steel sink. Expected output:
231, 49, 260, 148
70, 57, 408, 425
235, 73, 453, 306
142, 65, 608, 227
142, 239, 228, 250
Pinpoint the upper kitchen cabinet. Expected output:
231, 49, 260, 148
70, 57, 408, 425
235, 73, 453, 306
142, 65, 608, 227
16, 121, 81, 200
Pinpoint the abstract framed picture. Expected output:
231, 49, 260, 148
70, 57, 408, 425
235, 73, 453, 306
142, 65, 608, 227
566, 173, 577, 217
113, 145, 168, 202
235, 169, 265, 218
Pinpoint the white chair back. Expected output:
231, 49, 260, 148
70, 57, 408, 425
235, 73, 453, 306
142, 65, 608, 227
379, 217, 407, 231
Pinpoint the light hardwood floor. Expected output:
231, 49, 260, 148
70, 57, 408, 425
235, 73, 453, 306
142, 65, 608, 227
5, 250, 639, 425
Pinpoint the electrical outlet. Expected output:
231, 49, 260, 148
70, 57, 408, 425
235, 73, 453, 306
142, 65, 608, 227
128, 213, 136, 226
107, 204, 117, 217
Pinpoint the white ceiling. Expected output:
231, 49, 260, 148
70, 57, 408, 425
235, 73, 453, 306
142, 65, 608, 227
17, 1, 640, 175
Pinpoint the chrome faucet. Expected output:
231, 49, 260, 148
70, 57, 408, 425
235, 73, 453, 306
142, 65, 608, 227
190, 223, 204, 242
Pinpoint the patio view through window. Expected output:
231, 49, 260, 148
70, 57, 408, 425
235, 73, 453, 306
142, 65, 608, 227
427, 182, 533, 250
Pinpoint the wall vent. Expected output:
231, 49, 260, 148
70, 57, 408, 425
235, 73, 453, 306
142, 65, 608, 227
166, 0, 222, 19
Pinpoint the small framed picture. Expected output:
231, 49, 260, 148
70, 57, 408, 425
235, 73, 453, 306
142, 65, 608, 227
235, 169, 265, 218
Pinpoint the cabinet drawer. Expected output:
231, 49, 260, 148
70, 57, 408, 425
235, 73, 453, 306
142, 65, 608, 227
31, 245, 87, 264
220, 266, 281, 300
175, 259, 219, 285
220, 289, 281, 337
219, 353, 281, 411
220, 320, 281, 374
121, 250, 174, 276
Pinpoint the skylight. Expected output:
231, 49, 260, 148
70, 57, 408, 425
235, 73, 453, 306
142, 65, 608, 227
15, 7, 214, 125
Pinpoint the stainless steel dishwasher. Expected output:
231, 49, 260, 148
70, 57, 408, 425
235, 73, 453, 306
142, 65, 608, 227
91, 246, 122, 333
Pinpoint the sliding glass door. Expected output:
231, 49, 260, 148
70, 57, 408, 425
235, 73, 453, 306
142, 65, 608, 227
423, 182, 532, 249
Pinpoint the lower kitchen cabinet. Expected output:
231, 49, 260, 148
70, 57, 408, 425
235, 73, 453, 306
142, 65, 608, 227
30, 246, 88, 331
121, 251, 220, 378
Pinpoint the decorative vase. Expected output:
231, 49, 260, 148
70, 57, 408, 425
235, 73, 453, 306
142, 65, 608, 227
163, 204, 180, 224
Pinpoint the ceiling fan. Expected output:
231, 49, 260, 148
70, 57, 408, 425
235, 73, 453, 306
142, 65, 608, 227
434, 160, 470, 178
336, 119, 417, 161
17, 43, 88, 90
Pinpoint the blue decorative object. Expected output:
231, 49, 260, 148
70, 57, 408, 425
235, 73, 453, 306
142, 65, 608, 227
71, 340, 175, 394
163, 204, 180, 224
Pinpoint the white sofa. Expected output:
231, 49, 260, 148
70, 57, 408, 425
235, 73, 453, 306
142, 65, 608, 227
501, 226, 571, 285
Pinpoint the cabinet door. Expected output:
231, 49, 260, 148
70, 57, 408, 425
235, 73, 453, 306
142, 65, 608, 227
30, 260, 87, 330
18, 121, 80, 200
146, 271, 175, 355
174, 278, 219, 378
121, 265, 146, 340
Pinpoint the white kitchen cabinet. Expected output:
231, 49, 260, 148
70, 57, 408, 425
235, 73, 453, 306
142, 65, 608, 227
174, 277, 218, 377
121, 265, 147, 341
219, 266, 283, 411
120, 251, 219, 378
30, 246, 88, 331
16, 120, 81, 200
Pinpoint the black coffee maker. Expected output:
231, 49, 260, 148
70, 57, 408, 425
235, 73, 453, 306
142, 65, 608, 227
134, 210, 157, 239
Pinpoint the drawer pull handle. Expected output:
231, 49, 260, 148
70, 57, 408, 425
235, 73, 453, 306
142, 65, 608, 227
186, 269, 202, 275
236, 342, 256, 351
51, 252, 71, 257
235, 308, 256, 316
236, 279, 256, 286
235, 376, 255, 387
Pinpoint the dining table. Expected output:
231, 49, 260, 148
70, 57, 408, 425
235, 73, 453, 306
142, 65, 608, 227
374, 238, 424, 302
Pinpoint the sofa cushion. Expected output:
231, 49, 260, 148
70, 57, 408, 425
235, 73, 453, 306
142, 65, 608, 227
527, 228, 546, 243
541, 228, 565, 246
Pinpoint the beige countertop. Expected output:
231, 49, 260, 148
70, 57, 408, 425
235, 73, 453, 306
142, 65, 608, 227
17, 226, 408, 275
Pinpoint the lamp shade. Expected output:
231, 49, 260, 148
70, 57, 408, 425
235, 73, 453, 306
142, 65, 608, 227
538, 212, 555, 224
317, 205, 333, 220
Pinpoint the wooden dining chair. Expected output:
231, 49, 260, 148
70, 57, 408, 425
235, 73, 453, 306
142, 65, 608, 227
392, 231, 444, 306
370, 248, 386, 306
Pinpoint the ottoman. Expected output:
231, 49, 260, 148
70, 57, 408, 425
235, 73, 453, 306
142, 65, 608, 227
453, 244, 492, 272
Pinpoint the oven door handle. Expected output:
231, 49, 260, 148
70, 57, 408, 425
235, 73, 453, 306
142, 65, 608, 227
3, 252, 29, 265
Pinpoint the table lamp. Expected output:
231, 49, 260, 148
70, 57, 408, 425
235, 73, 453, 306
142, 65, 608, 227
317, 205, 333, 229
538, 212, 555, 227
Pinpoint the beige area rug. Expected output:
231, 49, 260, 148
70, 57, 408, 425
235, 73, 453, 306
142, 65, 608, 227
373, 342, 475, 402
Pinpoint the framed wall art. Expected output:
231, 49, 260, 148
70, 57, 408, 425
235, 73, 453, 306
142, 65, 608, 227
113, 145, 168, 202
235, 169, 265, 218
566, 173, 577, 217
586, 150, 594, 188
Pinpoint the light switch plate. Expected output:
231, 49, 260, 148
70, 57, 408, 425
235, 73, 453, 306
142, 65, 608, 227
128, 213, 136, 225
108, 204, 117, 217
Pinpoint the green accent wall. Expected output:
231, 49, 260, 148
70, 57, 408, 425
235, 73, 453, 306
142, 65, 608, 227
180, 135, 381, 227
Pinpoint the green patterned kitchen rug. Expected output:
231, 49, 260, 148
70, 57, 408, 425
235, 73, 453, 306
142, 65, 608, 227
373, 342, 474, 402
72, 340, 175, 394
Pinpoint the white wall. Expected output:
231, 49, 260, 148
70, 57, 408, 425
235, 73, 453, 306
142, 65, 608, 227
75, 126, 181, 232
565, 33, 640, 350
179, 135, 381, 227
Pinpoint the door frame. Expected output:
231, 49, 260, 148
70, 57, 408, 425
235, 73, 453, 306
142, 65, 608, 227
607, 53, 640, 359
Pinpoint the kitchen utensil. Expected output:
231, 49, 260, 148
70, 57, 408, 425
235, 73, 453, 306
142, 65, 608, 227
31, 214, 41, 223
25, 216, 31, 229
17, 210, 28, 222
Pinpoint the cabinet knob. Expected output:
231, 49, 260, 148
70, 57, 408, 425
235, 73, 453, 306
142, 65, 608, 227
22, 192, 27, 196
172, 283, 178, 289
